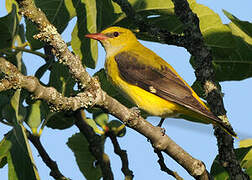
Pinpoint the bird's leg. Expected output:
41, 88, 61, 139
157, 118, 165, 127
157, 118, 166, 135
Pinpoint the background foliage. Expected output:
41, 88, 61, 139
0, 0, 252, 179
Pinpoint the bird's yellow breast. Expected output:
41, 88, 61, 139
105, 56, 185, 117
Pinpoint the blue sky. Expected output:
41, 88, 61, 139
0, 0, 252, 179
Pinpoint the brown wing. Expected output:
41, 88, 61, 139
114, 51, 237, 137
114, 51, 215, 120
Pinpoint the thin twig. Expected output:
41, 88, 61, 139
107, 132, 134, 180
0, 118, 13, 126
112, 0, 187, 46
26, 130, 68, 180
0, 47, 47, 59
154, 149, 183, 180
13, 46, 47, 59
74, 110, 114, 180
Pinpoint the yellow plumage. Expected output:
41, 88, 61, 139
85, 26, 236, 137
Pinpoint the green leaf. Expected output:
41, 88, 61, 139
240, 139, 252, 171
6, 127, 40, 180
0, 132, 12, 159
93, 109, 109, 128
3, 21, 27, 75
5, 0, 21, 21
25, 19, 44, 50
25, 100, 45, 134
84, 118, 104, 134
48, 62, 76, 96
46, 112, 75, 130
10, 90, 26, 123
223, 10, 252, 38
1, 90, 27, 125
184, 6, 252, 82
1, 103, 18, 124
67, 133, 102, 180
0, 90, 14, 121
17, 24, 26, 45
7, 91, 40, 179
4, 52, 27, 76
96, 0, 122, 30
210, 143, 252, 180
210, 158, 229, 180
0, 123, 41, 179
0, 4, 18, 49
246, 166, 252, 179
239, 139, 252, 147
108, 120, 126, 137
114, 0, 234, 46
0, 156, 7, 168
115, 0, 181, 41
190, 2, 235, 49
2, 89, 40, 179
0, 132, 10, 169
71, 0, 98, 68
25, 0, 75, 49
211, 10, 252, 81
3, 22, 27, 76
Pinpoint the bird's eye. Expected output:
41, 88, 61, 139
113, 32, 119, 37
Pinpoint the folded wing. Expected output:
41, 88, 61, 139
114, 51, 236, 137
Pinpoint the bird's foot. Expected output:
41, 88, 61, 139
157, 118, 166, 136
130, 106, 141, 115
159, 127, 166, 136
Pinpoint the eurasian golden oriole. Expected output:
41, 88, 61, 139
85, 26, 236, 137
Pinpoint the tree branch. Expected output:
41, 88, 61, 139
16, 0, 92, 88
100, 95, 209, 179
154, 149, 183, 180
26, 130, 68, 180
107, 132, 134, 180
0, 57, 101, 111
0, 79, 14, 92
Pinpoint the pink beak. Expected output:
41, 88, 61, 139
85, 33, 108, 40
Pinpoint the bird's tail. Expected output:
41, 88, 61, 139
211, 116, 237, 138
196, 110, 237, 138
181, 108, 237, 138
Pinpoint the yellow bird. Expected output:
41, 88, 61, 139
85, 26, 236, 137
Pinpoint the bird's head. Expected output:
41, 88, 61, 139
85, 26, 138, 56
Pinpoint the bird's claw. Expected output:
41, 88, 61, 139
160, 127, 166, 136
130, 106, 141, 114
